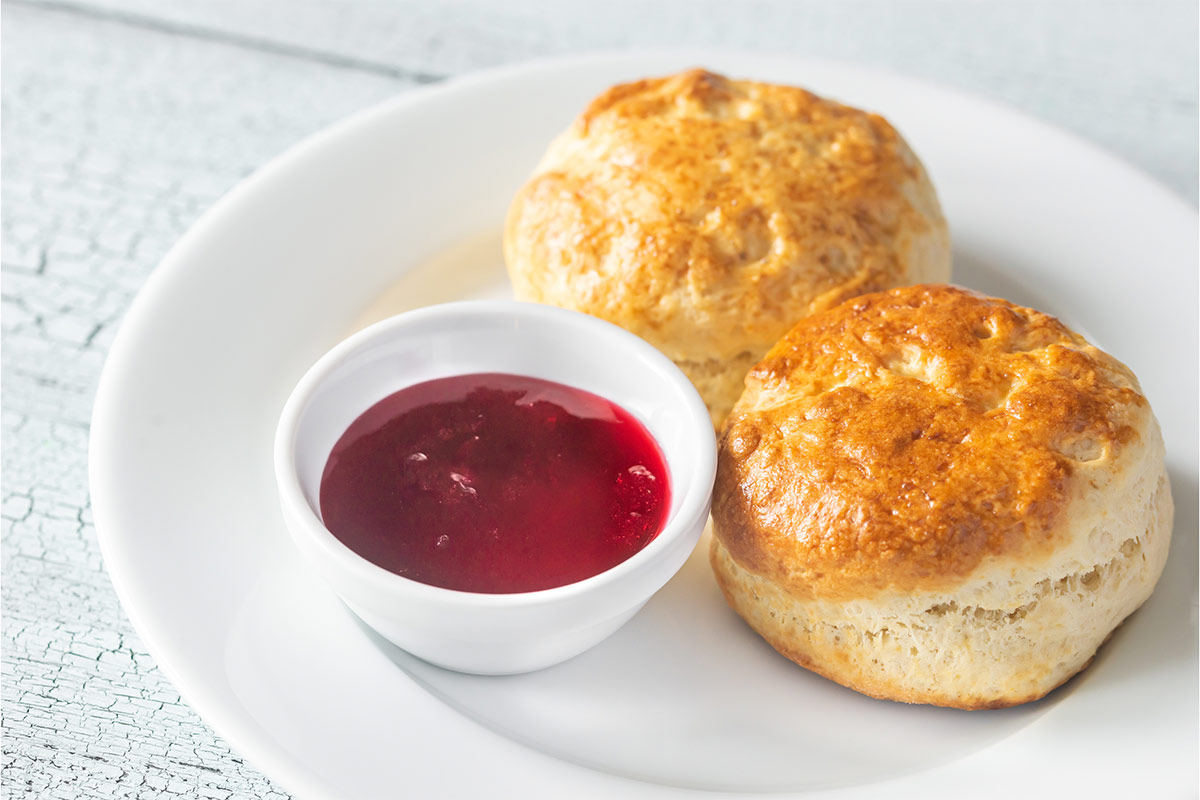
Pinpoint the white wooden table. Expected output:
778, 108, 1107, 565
3, 1, 1195, 796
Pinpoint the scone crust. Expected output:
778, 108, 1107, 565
714, 284, 1155, 600
505, 69, 951, 424
711, 456, 1171, 710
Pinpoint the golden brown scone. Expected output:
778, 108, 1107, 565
711, 284, 1172, 709
505, 69, 951, 427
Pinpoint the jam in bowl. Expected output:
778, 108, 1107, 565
274, 301, 716, 674
319, 371, 672, 594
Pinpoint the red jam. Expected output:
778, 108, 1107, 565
318, 373, 671, 593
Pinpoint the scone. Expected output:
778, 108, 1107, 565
505, 69, 951, 427
710, 284, 1172, 709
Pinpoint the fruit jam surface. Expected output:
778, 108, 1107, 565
319, 373, 671, 593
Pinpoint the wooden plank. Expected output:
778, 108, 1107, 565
11, 0, 1199, 200
2, 5, 415, 798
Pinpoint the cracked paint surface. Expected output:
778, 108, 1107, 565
1, 6, 410, 797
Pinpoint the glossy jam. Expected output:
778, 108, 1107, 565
318, 373, 671, 593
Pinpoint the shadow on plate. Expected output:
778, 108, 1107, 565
357, 528, 1061, 793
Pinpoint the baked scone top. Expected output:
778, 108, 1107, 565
714, 284, 1151, 599
505, 69, 949, 364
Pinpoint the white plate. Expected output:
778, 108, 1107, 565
90, 52, 1198, 798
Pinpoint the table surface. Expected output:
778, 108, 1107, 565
2, 1, 1196, 797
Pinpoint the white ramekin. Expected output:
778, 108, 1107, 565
273, 301, 716, 674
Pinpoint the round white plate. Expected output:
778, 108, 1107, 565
90, 52, 1198, 798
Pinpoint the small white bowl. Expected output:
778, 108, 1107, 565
274, 301, 716, 675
